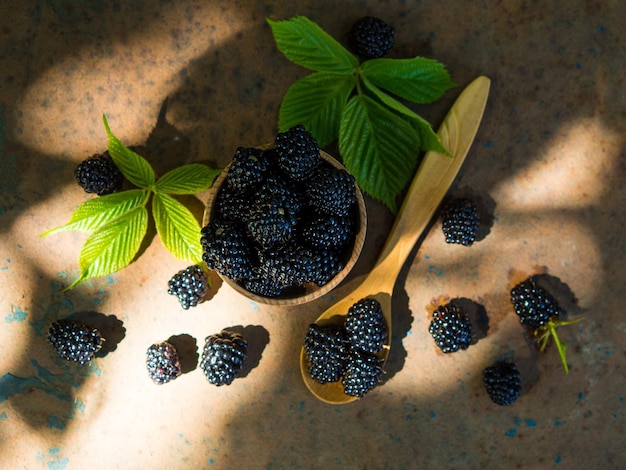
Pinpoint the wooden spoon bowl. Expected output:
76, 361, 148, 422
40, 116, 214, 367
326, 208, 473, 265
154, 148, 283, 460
300, 76, 491, 404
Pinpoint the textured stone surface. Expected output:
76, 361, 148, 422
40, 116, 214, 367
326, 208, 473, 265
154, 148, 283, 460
1, 1, 625, 468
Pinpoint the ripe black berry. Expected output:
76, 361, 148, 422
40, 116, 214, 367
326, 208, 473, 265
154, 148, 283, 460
167, 265, 208, 310
274, 125, 321, 182
200, 331, 248, 386
341, 350, 383, 397
146, 342, 182, 384
428, 303, 472, 353
441, 197, 480, 246
48, 318, 103, 365
201, 220, 255, 280
483, 361, 522, 406
348, 16, 395, 59
75, 151, 124, 196
345, 298, 388, 354
225, 147, 271, 193
306, 166, 356, 217
510, 276, 565, 329
304, 324, 350, 384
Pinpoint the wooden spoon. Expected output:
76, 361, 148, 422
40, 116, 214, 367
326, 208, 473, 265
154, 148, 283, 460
300, 76, 491, 404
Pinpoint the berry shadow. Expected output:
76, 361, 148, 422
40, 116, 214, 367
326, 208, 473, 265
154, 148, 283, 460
166, 334, 199, 375
223, 325, 270, 379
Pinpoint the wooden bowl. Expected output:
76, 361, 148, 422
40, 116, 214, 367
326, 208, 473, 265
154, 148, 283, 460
203, 148, 367, 306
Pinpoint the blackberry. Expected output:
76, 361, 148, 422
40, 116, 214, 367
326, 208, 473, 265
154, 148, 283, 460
274, 125, 321, 182
214, 185, 252, 222
200, 331, 248, 386
255, 244, 310, 288
300, 215, 354, 252
348, 16, 395, 59
74, 151, 124, 196
225, 147, 271, 193
483, 361, 522, 406
428, 303, 472, 353
510, 276, 565, 329
48, 319, 103, 365
167, 265, 208, 310
247, 196, 297, 250
242, 276, 285, 298
306, 166, 356, 217
201, 220, 254, 280
341, 350, 384, 397
256, 174, 304, 216
303, 324, 350, 384
146, 342, 182, 384
345, 298, 388, 354
441, 197, 480, 246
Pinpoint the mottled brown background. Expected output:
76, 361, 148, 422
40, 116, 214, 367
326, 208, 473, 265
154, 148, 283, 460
0, 1, 624, 468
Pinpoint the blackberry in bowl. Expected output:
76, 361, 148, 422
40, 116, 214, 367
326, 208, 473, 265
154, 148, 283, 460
202, 127, 366, 306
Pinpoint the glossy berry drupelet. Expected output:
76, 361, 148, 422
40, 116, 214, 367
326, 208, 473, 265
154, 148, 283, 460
201, 220, 254, 280
441, 197, 480, 246
167, 265, 209, 310
75, 151, 124, 196
345, 298, 388, 354
146, 342, 182, 385
48, 318, 103, 365
304, 324, 350, 384
200, 331, 248, 386
341, 350, 384, 397
348, 16, 395, 59
306, 166, 356, 217
483, 361, 522, 406
274, 125, 321, 182
428, 303, 472, 353
510, 276, 565, 329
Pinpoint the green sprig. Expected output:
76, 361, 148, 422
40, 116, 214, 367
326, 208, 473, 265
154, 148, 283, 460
534, 317, 584, 375
268, 16, 456, 212
42, 115, 221, 289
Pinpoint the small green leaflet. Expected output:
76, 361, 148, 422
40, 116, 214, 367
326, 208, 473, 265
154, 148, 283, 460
152, 192, 204, 264
279, 72, 355, 147
267, 17, 359, 74
44, 116, 218, 289
269, 15, 456, 212
41, 189, 146, 236
155, 164, 221, 194
67, 207, 148, 289
361, 57, 456, 104
103, 114, 155, 189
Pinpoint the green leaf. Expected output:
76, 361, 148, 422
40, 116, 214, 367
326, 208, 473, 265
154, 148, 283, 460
152, 192, 203, 263
339, 95, 421, 212
362, 57, 456, 104
267, 16, 358, 73
279, 72, 355, 147
103, 114, 155, 188
155, 164, 221, 195
67, 206, 148, 288
41, 189, 147, 236
362, 78, 449, 155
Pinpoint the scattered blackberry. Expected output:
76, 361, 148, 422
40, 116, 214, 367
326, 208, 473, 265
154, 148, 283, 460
300, 215, 354, 252
167, 265, 208, 310
348, 16, 395, 59
274, 125, 321, 182
341, 350, 384, 397
510, 276, 565, 329
247, 196, 298, 250
225, 147, 271, 193
200, 331, 248, 386
483, 361, 522, 406
306, 166, 356, 217
146, 341, 182, 384
441, 197, 480, 246
48, 319, 103, 365
345, 298, 388, 354
74, 151, 124, 196
428, 303, 472, 353
201, 220, 254, 280
304, 324, 350, 384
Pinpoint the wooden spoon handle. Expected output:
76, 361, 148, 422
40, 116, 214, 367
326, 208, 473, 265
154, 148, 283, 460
373, 76, 491, 281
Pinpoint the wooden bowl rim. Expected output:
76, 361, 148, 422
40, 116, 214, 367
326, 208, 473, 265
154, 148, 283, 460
202, 146, 367, 306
